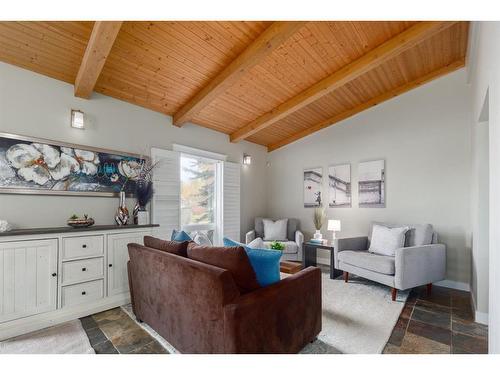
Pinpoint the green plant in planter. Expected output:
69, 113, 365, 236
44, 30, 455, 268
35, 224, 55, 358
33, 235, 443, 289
270, 241, 285, 251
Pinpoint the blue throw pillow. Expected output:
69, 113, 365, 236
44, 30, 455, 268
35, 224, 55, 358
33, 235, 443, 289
171, 230, 192, 242
223, 237, 282, 287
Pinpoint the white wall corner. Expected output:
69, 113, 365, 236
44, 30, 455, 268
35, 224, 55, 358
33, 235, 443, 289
434, 279, 471, 292
475, 310, 489, 325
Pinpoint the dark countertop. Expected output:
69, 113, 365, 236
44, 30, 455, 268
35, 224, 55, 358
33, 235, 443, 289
0, 224, 160, 237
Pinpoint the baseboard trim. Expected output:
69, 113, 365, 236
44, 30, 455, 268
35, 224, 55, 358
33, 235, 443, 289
475, 310, 489, 325
433, 279, 471, 292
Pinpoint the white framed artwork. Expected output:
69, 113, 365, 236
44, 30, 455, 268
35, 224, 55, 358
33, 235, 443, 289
358, 159, 385, 208
328, 164, 351, 208
303, 167, 323, 207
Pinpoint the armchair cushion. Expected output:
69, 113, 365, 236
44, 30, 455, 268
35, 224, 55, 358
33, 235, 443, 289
370, 222, 434, 247
255, 217, 300, 241
369, 225, 409, 256
338, 250, 395, 275
263, 218, 288, 241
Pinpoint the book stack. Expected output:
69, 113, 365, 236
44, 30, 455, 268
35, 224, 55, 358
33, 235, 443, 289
308, 238, 329, 245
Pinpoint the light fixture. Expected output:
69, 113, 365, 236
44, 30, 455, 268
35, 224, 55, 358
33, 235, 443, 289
71, 109, 85, 129
328, 219, 341, 241
243, 154, 251, 165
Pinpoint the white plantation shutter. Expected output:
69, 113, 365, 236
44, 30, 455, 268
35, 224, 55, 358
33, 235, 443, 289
223, 161, 241, 242
151, 148, 180, 240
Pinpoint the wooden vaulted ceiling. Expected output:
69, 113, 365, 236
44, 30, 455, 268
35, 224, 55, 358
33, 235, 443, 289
0, 21, 469, 151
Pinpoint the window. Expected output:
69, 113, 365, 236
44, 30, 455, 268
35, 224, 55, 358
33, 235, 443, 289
180, 153, 222, 244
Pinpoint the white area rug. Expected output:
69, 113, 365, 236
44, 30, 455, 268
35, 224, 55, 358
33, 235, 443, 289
0, 320, 94, 354
301, 273, 408, 354
123, 272, 407, 354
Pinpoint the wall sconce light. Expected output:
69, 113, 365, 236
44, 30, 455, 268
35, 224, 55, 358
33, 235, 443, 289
71, 109, 85, 129
243, 154, 252, 165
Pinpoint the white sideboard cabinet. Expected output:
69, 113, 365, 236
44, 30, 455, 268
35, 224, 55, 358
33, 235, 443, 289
0, 224, 158, 340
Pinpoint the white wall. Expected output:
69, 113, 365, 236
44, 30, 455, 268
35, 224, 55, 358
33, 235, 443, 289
468, 21, 500, 353
470, 113, 489, 323
267, 69, 472, 288
0, 62, 268, 239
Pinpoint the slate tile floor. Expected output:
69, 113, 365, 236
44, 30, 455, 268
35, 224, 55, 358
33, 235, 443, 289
80, 279, 488, 354
80, 308, 168, 354
383, 285, 488, 354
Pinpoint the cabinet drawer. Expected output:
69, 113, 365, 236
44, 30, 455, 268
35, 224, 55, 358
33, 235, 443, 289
62, 235, 104, 260
62, 257, 104, 285
61, 279, 104, 308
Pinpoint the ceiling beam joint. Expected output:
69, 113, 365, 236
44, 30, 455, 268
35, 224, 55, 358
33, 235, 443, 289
74, 21, 123, 99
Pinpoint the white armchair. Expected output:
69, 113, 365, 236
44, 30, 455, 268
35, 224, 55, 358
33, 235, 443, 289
245, 218, 304, 261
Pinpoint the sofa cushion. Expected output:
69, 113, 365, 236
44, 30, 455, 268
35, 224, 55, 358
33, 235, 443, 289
143, 236, 189, 257
263, 241, 298, 254
255, 217, 299, 241
223, 237, 282, 287
263, 218, 288, 241
338, 250, 396, 275
369, 224, 409, 256
171, 229, 192, 242
187, 243, 260, 293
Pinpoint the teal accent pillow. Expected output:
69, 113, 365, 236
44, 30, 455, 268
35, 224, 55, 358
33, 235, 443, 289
223, 237, 282, 287
171, 230, 192, 242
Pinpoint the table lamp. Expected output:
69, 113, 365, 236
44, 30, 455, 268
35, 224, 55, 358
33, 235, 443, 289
328, 219, 341, 240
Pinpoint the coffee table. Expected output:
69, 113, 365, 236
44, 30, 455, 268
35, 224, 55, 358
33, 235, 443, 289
280, 260, 303, 274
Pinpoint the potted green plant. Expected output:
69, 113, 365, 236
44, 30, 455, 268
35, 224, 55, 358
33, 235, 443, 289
270, 241, 285, 251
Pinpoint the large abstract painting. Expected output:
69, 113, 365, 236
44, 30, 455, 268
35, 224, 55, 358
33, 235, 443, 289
303, 167, 323, 208
0, 132, 145, 196
328, 164, 351, 208
358, 159, 385, 207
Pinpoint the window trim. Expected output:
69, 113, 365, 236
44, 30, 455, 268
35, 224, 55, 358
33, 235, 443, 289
173, 144, 227, 161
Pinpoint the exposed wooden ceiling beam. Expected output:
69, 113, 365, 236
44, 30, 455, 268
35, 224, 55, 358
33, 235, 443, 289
172, 21, 308, 126
74, 21, 123, 98
230, 21, 457, 143
267, 59, 465, 152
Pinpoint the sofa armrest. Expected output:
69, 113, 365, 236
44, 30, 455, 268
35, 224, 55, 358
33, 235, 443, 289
395, 244, 446, 290
245, 230, 256, 244
333, 236, 368, 268
223, 267, 322, 353
295, 230, 304, 260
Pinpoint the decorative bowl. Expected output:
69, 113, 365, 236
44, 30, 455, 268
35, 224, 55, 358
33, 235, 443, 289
67, 217, 95, 228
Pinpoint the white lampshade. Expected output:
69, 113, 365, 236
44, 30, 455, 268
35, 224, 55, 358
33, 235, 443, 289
328, 219, 341, 231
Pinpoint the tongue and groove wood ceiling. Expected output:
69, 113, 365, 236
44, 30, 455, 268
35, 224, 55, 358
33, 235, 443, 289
0, 21, 469, 151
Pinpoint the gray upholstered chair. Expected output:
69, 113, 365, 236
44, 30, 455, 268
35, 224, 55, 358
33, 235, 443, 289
246, 218, 304, 261
334, 222, 446, 301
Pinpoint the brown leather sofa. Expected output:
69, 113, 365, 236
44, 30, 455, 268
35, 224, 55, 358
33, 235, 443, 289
127, 242, 322, 353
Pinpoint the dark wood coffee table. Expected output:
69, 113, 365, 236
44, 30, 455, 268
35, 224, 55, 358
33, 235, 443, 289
280, 260, 303, 274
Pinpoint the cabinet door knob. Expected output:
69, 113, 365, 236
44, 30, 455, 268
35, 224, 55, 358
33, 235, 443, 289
81, 291, 86, 295
82, 267, 87, 272
82, 244, 87, 248
51, 273, 57, 277
109, 264, 113, 267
